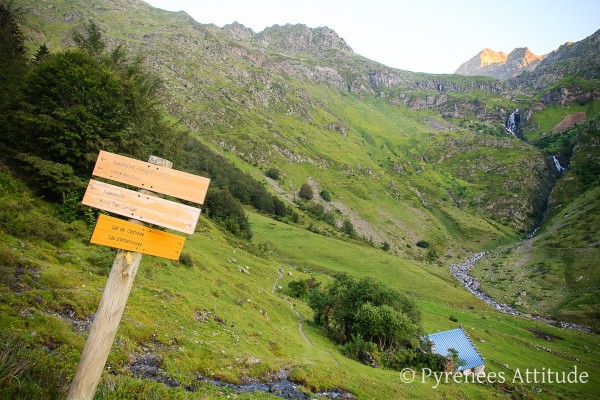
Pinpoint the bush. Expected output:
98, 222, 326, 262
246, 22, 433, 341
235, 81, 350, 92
319, 190, 331, 202
307, 273, 422, 370
298, 183, 313, 200
287, 277, 321, 299
342, 219, 356, 238
265, 168, 280, 180
178, 252, 194, 267
416, 240, 430, 248
381, 242, 391, 252
205, 188, 252, 240
288, 279, 308, 299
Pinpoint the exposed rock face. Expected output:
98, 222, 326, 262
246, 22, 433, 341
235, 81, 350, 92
455, 48, 508, 75
222, 22, 255, 41
455, 47, 544, 80
256, 23, 355, 58
510, 29, 600, 91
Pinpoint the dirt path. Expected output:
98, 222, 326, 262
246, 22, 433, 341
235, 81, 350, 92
273, 267, 313, 346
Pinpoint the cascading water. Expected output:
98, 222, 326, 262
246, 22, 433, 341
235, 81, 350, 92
552, 155, 565, 172
505, 109, 520, 136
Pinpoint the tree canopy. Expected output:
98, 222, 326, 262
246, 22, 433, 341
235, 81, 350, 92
307, 273, 424, 369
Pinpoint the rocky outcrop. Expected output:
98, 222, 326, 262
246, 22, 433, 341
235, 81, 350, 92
455, 47, 544, 80
255, 23, 355, 58
222, 22, 255, 41
455, 48, 508, 75
510, 29, 600, 91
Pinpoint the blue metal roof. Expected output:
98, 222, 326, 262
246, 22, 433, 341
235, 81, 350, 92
425, 328, 484, 371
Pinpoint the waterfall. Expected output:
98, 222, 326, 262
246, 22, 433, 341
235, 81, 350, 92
552, 155, 565, 172
505, 109, 520, 136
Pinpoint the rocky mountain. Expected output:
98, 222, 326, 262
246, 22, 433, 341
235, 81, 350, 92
511, 29, 600, 93
455, 47, 544, 80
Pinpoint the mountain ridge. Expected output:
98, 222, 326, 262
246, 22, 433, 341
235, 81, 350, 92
455, 47, 544, 80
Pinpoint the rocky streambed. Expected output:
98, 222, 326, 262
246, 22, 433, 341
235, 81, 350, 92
449, 253, 593, 333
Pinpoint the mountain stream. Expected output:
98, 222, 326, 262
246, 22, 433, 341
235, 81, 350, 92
449, 253, 593, 333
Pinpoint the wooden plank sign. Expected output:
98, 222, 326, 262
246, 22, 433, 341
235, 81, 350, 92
82, 179, 200, 234
92, 150, 210, 204
91, 214, 184, 260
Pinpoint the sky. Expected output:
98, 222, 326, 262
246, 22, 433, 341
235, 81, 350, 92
144, 0, 600, 74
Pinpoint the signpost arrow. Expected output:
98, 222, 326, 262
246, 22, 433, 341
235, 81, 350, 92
90, 214, 185, 260
82, 179, 201, 234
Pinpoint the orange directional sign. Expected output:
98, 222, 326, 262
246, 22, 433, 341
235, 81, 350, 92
92, 150, 210, 204
91, 214, 185, 260
82, 179, 200, 234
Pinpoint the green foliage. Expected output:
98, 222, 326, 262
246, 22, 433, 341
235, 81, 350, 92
319, 190, 332, 202
341, 335, 380, 366
178, 252, 194, 267
0, 1, 27, 122
416, 240, 430, 249
307, 273, 421, 369
287, 277, 321, 299
342, 219, 356, 238
298, 183, 313, 200
15, 153, 85, 200
204, 188, 252, 240
287, 279, 309, 299
297, 201, 335, 225
33, 43, 50, 62
381, 241, 390, 252
447, 347, 467, 369
265, 168, 280, 180
72, 21, 105, 57
6, 25, 184, 184
184, 138, 292, 219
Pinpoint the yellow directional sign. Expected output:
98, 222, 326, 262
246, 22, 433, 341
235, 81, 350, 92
92, 150, 210, 204
90, 214, 185, 260
82, 179, 200, 234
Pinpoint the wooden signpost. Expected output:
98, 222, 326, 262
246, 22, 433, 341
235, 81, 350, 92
90, 214, 185, 260
93, 150, 210, 204
82, 179, 200, 234
67, 152, 210, 400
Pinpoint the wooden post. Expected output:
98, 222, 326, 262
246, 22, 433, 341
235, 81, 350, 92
67, 156, 172, 400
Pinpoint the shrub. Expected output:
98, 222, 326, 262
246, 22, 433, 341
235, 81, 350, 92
205, 188, 252, 240
319, 190, 331, 202
298, 183, 313, 200
307, 273, 422, 370
179, 252, 194, 267
287, 277, 321, 299
288, 279, 309, 298
265, 168, 280, 180
342, 219, 356, 238
416, 240, 430, 248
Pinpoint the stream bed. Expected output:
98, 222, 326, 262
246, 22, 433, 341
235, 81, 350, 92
449, 252, 593, 333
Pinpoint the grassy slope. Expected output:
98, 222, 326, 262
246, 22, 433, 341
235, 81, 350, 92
473, 114, 600, 327
1, 173, 599, 399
